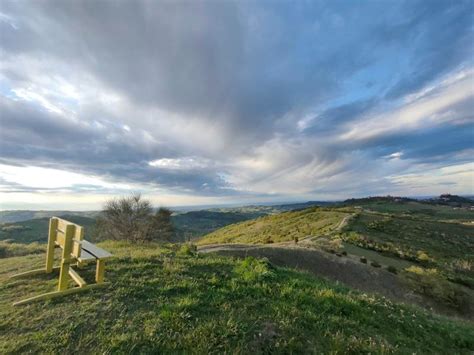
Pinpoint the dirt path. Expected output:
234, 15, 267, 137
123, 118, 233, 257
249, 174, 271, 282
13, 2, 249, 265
198, 243, 471, 319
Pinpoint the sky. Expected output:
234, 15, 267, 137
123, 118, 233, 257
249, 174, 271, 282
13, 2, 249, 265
0, 0, 473, 210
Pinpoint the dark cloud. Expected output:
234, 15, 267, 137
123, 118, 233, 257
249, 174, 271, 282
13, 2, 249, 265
0, 0, 473, 204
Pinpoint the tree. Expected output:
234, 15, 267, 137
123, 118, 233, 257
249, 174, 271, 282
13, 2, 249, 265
152, 207, 175, 241
96, 194, 175, 242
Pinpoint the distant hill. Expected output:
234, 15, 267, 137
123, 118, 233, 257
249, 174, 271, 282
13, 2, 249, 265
0, 201, 334, 243
198, 207, 351, 245
0, 215, 97, 243
343, 196, 473, 221
0, 210, 100, 224
423, 194, 474, 208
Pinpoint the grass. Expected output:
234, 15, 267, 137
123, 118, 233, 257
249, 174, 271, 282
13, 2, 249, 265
341, 242, 414, 269
198, 207, 350, 245
344, 199, 473, 221
1, 241, 473, 353
0, 240, 45, 258
341, 212, 474, 287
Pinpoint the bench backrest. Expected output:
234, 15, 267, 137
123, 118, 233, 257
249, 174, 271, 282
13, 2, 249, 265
50, 217, 84, 259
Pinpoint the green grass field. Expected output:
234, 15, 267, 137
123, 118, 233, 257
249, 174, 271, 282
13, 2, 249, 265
198, 207, 351, 245
1, 241, 473, 353
344, 199, 473, 221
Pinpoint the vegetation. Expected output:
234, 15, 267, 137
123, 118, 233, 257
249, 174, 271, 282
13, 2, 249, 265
0, 241, 45, 258
96, 194, 175, 243
1, 241, 473, 353
0, 215, 96, 244
198, 207, 350, 245
340, 211, 474, 288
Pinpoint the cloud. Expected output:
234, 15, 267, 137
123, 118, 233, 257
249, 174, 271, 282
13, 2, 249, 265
0, 0, 473, 208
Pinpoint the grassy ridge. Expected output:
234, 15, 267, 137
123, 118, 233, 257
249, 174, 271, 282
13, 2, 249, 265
1, 241, 473, 353
198, 207, 350, 245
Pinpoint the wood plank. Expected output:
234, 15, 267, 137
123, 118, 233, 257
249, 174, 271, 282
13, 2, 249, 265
77, 249, 96, 262
81, 240, 113, 259
46, 218, 58, 272
95, 259, 106, 283
13, 282, 109, 306
69, 268, 87, 287
9, 266, 60, 279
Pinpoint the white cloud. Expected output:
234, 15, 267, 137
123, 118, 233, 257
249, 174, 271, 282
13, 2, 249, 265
148, 157, 211, 170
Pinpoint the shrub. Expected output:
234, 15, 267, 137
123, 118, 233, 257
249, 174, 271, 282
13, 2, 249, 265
370, 261, 381, 268
341, 251, 347, 256
417, 251, 431, 263
360, 257, 367, 264
387, 265, 397, 274
177, 243, 197, 257
294, 236, 299, 244
234, 257, 275, 282
96, 194, 175, 243
264, 236, 274, 244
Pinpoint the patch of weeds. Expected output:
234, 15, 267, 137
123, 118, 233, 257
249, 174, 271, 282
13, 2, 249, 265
234, 257, 275, 282
177, 243, 197, 257
403, 267, 471, 311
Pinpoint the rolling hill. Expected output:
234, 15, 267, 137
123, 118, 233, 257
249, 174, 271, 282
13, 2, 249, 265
198, 207, 351, 245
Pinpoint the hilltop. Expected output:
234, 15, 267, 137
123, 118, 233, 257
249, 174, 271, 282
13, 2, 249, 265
198, 199, 474, 318
1, 241, 473, 353
198, 207, 351, 245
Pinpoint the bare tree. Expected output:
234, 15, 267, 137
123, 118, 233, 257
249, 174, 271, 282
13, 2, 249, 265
96, 194, 175, 242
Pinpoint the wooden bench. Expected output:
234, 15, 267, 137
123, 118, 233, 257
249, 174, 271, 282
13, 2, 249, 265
10, 217, 112, 306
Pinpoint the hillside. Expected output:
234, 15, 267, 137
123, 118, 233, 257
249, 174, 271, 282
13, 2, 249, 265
0, 210, 100, 224
0, 202, 332, 244
343, 196, 473, 221
198, 207, 351, 245
1, 241, 473, 353
173, 210, 267, 240
0, 215, 97, 244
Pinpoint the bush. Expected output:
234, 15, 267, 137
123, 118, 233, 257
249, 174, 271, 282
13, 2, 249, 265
341, 251, 347, 256
96, 194, 175, 243
387, 265, 397, 274
177, 243, 197, 257
370, 261, 381, 268
294, 236, 299, 244
360, 257, 367, 264
234, 257, 275, 282
264, 236, 274, 244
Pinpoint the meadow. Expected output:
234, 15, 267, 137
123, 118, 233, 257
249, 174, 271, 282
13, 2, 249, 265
1, 241, 473, 353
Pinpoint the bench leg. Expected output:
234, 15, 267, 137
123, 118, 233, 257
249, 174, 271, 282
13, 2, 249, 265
10, 266, 60, 279
58, 261, 71, 291
95, 259, 105, 283
13, 283, 109, 306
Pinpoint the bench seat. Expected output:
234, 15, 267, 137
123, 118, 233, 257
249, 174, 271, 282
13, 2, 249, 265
79, 240, 113, 261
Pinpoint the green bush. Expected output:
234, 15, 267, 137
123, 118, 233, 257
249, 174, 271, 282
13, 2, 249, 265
370, 261, 381, 268
360, 257, 367, 264
177, 243, 197, 257
234, 256, 275, 282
